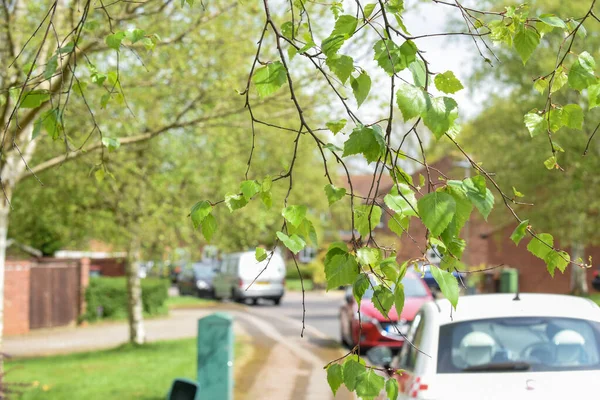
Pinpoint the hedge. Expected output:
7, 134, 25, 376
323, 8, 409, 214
285, 263, 313, 280
83, 277, 169, 322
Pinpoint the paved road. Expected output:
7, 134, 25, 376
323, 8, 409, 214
251, 290, 345, 342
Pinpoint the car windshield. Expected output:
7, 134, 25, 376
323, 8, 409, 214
437, 317, 600, 373
192, 263, 215, 278
362, 277, 428, 299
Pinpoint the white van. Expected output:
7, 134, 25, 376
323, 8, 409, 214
213, 250, 285, 305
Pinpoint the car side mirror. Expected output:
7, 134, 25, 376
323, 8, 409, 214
366, 346, 393, 369
345, 292, 354, 305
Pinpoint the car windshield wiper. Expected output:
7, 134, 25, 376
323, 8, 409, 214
463, 361, 531, 372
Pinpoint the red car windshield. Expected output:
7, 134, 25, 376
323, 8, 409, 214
362, 277, 429, 299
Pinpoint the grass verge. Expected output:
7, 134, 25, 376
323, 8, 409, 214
5, 337, 246, 399
165, 295, 216, 309
285, 279, 314, 291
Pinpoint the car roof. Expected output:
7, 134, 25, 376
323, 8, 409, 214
425, 293, 600, 324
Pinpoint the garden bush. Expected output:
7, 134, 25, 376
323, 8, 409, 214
83, 277, 169, 322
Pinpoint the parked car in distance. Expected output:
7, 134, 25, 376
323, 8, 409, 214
367, 293, 600, 400
213, 250, 285, 305
339, 271, 433, 350
176, 261, 218, 298
593, 269, 600, 291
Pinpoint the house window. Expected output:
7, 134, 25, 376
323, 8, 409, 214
298, 246, 317, 263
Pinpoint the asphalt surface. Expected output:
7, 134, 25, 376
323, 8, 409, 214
249, 290, 345, 342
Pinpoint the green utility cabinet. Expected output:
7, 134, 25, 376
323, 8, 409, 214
499, 268, 519, 293
197, 313, 234, 400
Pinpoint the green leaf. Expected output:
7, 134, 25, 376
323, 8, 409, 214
126, 28, 146, 44
371, 285, 394, 317
326, 119, 347, 134
353, 273, 370, 305
255, 247, 267, 262
282, 205, 307, 228
386, 377, 399, 400
440, 184, 472, 240
294, 218, 318, 246
394, 283, 405, 316
545, 250, 570, 277
388, 213, 409, 237
510, 220, 529, 245
513, 186, 524, 198
356, 369, 385, 398
386, 0, 404, 14
253, 62, 287, 97
551, 66, 568, 93
384, 184, 418, 217
548, 108, 564, 133
40, 108, 62, 139
462, 178, 494, 220
326, 54, 354, 84
325, 245, 358, 290
324, 184, 346, 206
201, 214, 217, 242
588, 84, 600, 109
354, 205, 382, 237
19, 90, 50, 108
431, 265, 459, 309
31, 118, 42, 140
423, 97, 459, 139
261, 191, 272, 209
101, 137, 120, 152
44, 55, 58, 79
539, 14, 567, 29
240, 180, 261, 201
350, 71, 372, 108
342, 125, 385, 163
562, 104, 584, 129
225, 193, 248, 212
524, 111, 547, 138
324, 143, 343, 152
513, 27, 540, 64
357, 247, 381, 267
276, 232, 306, 254
396, 83, 427, 121
326, 364, 343, 396
534, 78, 548, 94
58, 42, 75, 54
373, 39, 416, 75
434, 71, 464, 94
544, 155, 557, 170
106, 31, 126, 51
409, 60, 426, 87
391, 166, 413, 186
331, 15, 358, 37
343, 357, 366, 391
281, 21, 295, 40
363, 3, 376, 18
527, 233, 554, 261
321, 34, 346, 57
568, 52, 597, 91
94, 169, 105, 183
417, 192, 456, 236
380, 257, 399, 282
191, 201, 212, 229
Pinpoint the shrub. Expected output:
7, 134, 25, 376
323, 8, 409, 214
83, 277, 169, 322
285, 262, 313, 280
307, 250, 328, 289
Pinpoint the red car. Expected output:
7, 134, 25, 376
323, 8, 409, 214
339, 272, 433, 350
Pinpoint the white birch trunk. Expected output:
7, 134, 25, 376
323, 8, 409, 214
126, 238, 145, 345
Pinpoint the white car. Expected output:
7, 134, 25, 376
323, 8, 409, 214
367, 293, 600, 399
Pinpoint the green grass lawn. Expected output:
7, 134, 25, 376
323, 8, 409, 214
286, 279, 314, 291
589, 293, 600, 306
165, 295, 216, 309
5, 338, 243, 400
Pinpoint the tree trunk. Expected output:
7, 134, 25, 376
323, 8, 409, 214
0, 204, 8, 393
126, 237, 145, 345
570, 242, 588, 296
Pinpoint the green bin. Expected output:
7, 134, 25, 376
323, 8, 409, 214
499, 268, 518, 293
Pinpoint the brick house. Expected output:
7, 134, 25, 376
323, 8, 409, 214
343, 157, 597, 295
